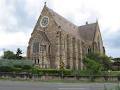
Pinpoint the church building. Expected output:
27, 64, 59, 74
27, 4, 105, 70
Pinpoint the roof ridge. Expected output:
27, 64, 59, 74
46, 6, 77, 27
45, 6, 81, 39
78, 22, 98, 41
79, 22, 97, 27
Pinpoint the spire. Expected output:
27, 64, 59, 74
44, 2, 47, 7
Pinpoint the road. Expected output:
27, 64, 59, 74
0, 80, 117, 90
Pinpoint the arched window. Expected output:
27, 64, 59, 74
88, 47, 91, 54
34, 58, 36, 64
38, 59, 39, 64
33, 42, 39, 53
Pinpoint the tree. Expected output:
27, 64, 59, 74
112, 58, 120, 71
86, 53, 112, 71
2, 48, 23, 60
83, 57, 103, 82
100, 55, 112, 70
83, 57, 102, 75
113, 58, 120, 62
16, 48, 23, 59
3, 50, 16, 59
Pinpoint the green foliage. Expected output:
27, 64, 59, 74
0, 59, 33, 72
16, 48, 23, 59
103, 71, 120, 76
62, 69, 72, 75
2, 48, 23, 60
86, 53, 112, 71
0, 66, 14, 72
3, 50, 16, 59
112, 58, 120, 71
113, 58, 120, 62
83, 57, 103, 75
82, 53, 112, 81
31, 68, 42, 74
39, 69, 60, 75
31, 68, 72, 76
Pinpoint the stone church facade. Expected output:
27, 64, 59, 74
27, 4, 105, 70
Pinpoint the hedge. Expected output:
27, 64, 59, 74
0, 59, 33, 72
31, 68, 72, 75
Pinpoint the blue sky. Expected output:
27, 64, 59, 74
0, 0, 120, 57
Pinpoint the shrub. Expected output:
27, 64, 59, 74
0, 59, 33, 73
83, 57, 103, 75
31, 68, 72, 76
0, 66, 14, 72
86, 53, 112, 71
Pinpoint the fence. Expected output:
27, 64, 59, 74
0, 72, 120, 82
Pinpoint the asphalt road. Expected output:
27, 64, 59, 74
0, 80, 117, 90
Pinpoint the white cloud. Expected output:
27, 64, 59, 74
0, 30, 31, 57
0, 0, 18, 33
25, 0, 45, 19
0, 0, 32, 57
0, 31, 29, 47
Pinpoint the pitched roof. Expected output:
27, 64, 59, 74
45, 6, 98, 42
46, 7, 80, 39
78, 23, 97, 41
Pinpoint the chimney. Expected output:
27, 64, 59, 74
86, 21, 88, 25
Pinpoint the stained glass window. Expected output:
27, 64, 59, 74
33, 42, 39, 53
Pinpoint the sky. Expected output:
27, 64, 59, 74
0, 0, 120, 57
